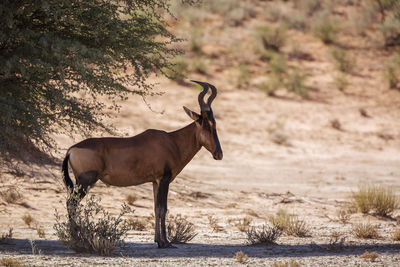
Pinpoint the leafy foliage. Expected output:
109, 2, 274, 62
0, 0, 180, 163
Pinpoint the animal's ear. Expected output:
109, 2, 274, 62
183, 106, 200, 121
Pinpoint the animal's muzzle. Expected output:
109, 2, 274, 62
213, 150, 223, 160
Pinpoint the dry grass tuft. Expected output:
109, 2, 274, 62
126, 217, 148, 231
54, 194, 133, 255
246, 209, 259, 218
125, 194, 138, 206
235, 217, 253, 232
352, 222, 380, 239
234, 250, 249, 264
352, 185, 398, 217
22, 214, 36, 228
208, 216, 224, 232
272, 259, 302, 267
0, 228, 13, 244
336, 208, 351, 224
269, 209, 311, 237
0, 257, 26, 267
391, 228, 400, 241
36, 225, 46, 238
167, 214, 197, 244
360, 251, 379, 262
330, 47, 355, 73
0, 187, 23, 204
333, 72, 348, 91
245, 224, 282, 245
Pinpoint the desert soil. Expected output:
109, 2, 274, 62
1, 76, 400, 266
2, 1, 400, 265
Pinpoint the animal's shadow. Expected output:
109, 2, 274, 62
1, 239, 399, 258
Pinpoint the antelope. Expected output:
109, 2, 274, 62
62, 81, 223, 248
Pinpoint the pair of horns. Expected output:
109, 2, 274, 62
191, 80, 217, 111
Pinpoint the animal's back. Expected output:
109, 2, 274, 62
68, 129, 176, 186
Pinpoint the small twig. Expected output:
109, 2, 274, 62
141, 95, 165, 114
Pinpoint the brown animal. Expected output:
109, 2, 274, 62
62, 81, 223, 248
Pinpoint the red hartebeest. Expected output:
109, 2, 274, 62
62, 81, 222, 248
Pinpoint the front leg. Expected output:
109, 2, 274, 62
152, 182, 161, 245
155, 164, 174, 248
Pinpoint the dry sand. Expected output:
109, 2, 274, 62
1, 76, 399, 266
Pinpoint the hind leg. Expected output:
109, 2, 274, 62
67, 171, 99, 220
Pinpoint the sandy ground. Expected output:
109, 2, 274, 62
1, 2, 400, 264
1, 75, 400, 266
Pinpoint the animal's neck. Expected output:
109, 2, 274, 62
169, 122, 201, 173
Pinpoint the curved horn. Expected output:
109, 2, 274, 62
207, 83, 217, 106
191, 80, 209, 111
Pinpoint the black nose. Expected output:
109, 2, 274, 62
213, 151, 223, 160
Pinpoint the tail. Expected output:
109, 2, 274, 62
62, 153, 74, 192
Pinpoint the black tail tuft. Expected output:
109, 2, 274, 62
62, 153, 73, 191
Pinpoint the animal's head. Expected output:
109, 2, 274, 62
183, 80, 223, 160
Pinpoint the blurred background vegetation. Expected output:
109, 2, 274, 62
1, 0, 400, 169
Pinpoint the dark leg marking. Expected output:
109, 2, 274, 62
156, 164, 174, 248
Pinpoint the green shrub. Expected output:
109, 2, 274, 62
207, 0, 240, 14
227, 7, 248, 26
286, 12, 308, 31
237, 65, 251, 89
189, 27, 204, 55
269, 54, 288, 75
330, 48, 355, 73
258, 75, 283, 96
333, 72, 348, 91
312, 15, 340, 44
296, 0, 322, 16
285, 69, 308, 97
352, 4, 377, 36
378, 16, 400, 46
192, 58, 207, 74
384, 64, 400, 89
256, 24, 288, 52
163, 57, 189, 83
54, 195, 133, 255
267, 5, 284, 22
